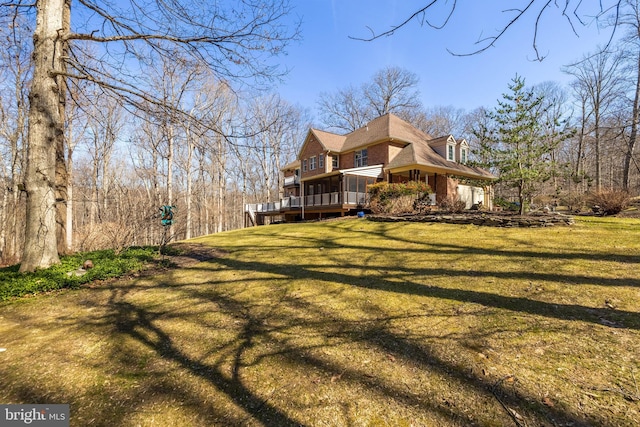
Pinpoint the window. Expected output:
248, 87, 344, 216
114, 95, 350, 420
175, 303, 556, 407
310, 156, 316, 170
461, 148, 468, 164
332, 155, 339, 169
447, 144, 455, 161
302, 159, 308, 172
354, 149, 368, 168
319, 154, 324, 169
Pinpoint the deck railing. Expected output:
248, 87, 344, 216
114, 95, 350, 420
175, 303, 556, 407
245, 191, 368, 214
283, 175, 300, 186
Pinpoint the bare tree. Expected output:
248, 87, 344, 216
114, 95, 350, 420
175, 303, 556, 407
533, 81, 573, 191
2, 0, 299, 271
317, 85, 371, 133
567, 78, 593, 190
83, 92, 125, 227
420, 105, 469, 137
247, 94, 303, 202
619, 0, 640, 190
175, 76, 233, 239
317, 66, 423, 132
0, 15, 31, 263
565, 49, 628, 190
364, 66, 422, 117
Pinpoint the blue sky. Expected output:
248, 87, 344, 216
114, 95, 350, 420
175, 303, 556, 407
276, 1, 619, 118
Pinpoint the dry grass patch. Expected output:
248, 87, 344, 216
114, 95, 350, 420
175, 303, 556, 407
1, 217, 639, 426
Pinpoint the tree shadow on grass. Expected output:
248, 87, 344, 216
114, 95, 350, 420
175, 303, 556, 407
207, 256, 639, 331
20, 249, 625, 426
320, 220, 640, 265
103, 289, 307, 426
99, 281, 500, 425
165, 270, 602, 426
232, 224, 640, 288
6, 225, 634, 426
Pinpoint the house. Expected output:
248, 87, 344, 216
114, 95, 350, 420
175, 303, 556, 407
245, 113, 495, 226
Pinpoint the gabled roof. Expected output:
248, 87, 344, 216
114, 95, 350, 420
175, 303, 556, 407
341, 114, 433, 152
427, 135, 455, 147
304, 114, 435, 155
387, 143, 495, 179
308, 128, 346, 152
281, 159, 300, 171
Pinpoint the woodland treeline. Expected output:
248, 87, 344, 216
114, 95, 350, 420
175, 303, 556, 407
0, 20, 308, 264
1, 4, 639, 266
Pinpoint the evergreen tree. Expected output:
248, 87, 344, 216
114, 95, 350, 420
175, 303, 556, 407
473, 76, 573, 214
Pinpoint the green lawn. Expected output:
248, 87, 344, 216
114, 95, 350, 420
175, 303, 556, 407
1, 217, 639, 426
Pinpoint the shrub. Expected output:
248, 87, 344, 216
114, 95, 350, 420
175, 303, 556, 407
558, 191, 587, 212
439, 194, 466, 213
494, 197, 520, 212
587, 190, 631, 216
368, 181, 431, 214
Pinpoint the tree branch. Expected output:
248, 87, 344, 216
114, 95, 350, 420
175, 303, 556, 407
352, 0, 624, 62
349, 0, 442, 41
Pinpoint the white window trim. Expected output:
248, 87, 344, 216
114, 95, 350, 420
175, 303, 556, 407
310, 156, 316, 170
447, 144, 455, 161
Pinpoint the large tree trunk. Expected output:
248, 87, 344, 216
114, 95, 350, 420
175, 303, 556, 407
55, 0, 70, 255
66, 122, 75, 251
20, 0, 66, 272
55, 126, 68, 255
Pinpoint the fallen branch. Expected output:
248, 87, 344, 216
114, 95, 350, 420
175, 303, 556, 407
590, 369, 640, 402
590, 386, 640, 402
491, 375, 528, 427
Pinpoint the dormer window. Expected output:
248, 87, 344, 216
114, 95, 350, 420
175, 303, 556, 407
447, 144, 455, 161
461, 148, 468, 164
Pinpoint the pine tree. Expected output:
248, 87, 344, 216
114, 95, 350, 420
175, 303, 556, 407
473, 76, 573, 215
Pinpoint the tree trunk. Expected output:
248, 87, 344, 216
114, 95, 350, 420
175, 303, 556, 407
55, 127, 68, 254
574, 99, 587, 189
166, 124, 174, 239
0, 184, 8, 260
20, 0, 65, 272
65, 119, 75, 251
90, 144, 99, 226
55, 0, 70, 255
185, 140, 193, 240
624, 51, 640, 190
594, 110, 602, 191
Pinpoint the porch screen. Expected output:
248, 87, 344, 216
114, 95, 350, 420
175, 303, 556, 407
346, 176, 376, 193
347, 176, 357, 192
